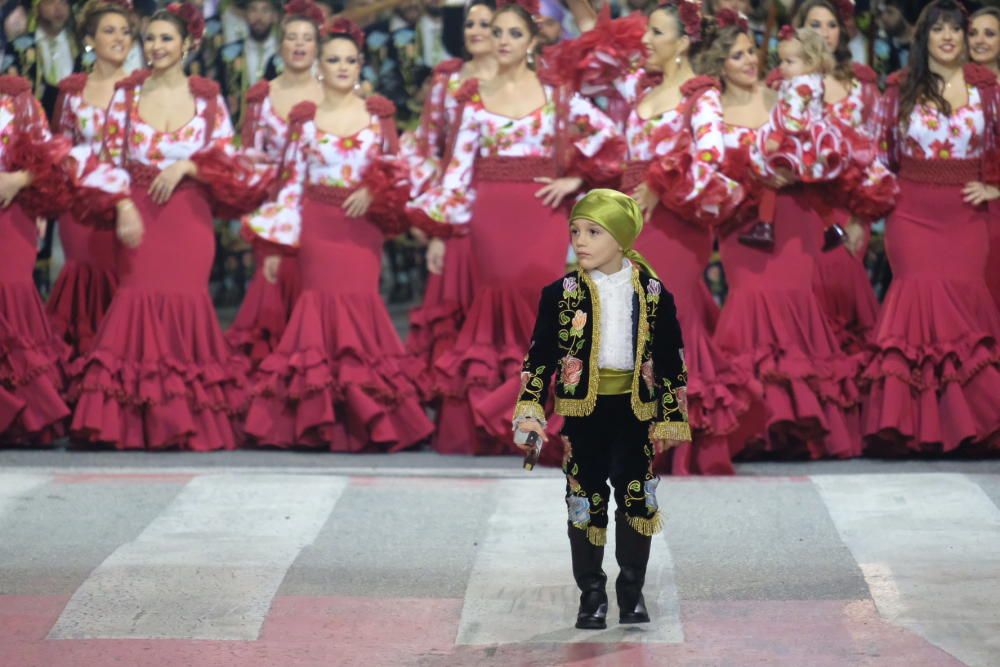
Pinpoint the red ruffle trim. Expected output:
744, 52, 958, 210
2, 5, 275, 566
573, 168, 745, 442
71, 151, 126, 229
837, 164, 899, 221
647, 143, 735, 226
4, 132, 75, 219
851, 63, 877, 84
0, 75, 31, 96
245, 79, 269, 104
455, 79, 480, 105
366, 94, 396, 118
965, 62, 998, 89
566, 135, 627, 190
680, 75, 720, 98
433, 58, 463, 77
58, 72, 88, 94
188, 75, 220, 100
115, 69, 151, 91
361, 159, 410, 236
191, 146, 276, 218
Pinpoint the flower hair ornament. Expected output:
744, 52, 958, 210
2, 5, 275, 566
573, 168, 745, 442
283, 0, 325, 26
778, 24, 797, 42
714, 8, 748, 33
322, 17, 366, 49
166, 2, 205, 43
658, 0, 703, 43
497, 0, 542, 18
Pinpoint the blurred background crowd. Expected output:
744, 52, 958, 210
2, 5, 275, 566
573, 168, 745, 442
0, 0, 981, 314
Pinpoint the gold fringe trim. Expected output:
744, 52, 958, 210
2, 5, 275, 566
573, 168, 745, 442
626, 511, 663, 537
587, 524, 607, 546
512, 400, 546, 424
651, 421, 692, 443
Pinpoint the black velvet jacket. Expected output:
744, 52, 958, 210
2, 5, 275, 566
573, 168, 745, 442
513, 266, 691, 441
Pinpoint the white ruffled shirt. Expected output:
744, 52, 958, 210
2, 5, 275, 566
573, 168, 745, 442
589, 259, 635, 371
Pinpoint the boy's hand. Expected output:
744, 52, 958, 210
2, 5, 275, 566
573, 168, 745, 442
514, 419, 547, 452
651, 438, 684, 455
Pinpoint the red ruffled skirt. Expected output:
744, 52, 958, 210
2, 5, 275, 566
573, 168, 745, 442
0, 204, 70, 445
69, 185, 249, 451
440, 173, 567, 456
245, 188, 433, 452
406, 234, 476, 392
636, 205, 759, 476
813, 210, 878, 354
987, 202, 1000, 310
716, 188, 862, 460
46, 213, 118, 359
863, 179, 1000, 453
225, 251, 302, 368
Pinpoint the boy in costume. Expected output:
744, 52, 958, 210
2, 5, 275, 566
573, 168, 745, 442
513, 188, 691, 630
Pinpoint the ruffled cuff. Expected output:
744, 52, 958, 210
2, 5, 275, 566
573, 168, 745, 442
407, 206, 463, 239
362, 158, 411, 237
5, 132, 74, 219
840, 161, 899, 221
650, 420, 692, 442
191, 146, 276, 218
648, 150, 743, 226
566, 135, 627, 190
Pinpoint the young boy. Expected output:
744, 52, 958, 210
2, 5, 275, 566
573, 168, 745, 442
512, 188, 691, 630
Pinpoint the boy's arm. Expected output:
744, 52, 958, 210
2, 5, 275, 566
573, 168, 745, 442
649, 289, 692, 445
513, 283, 561, 428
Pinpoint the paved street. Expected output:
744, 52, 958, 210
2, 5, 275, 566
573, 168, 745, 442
1, 451, 999, 666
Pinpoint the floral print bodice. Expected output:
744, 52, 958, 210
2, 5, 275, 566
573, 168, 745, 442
827, 76, 879, 139
399, 67, 466, 196
409, 85, 620, 226
55, 88, 106, 150
897, 86, 985, 160
243, 94, 289, 164
0, 93, 50, 161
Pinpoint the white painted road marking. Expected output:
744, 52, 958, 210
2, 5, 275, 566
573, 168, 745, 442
456, 478, 683, 645
48, 474, 348, 640
0, 473, 50, 517
813, 473, 1000, 667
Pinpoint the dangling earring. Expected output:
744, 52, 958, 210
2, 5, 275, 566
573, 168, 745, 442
675, 55, 682, 65
527, 50, 535, 67
84, 44, 93, 53
183, 47, 190, 60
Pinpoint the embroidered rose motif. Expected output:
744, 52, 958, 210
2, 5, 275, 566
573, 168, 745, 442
677, 386, 689, 420
647, 278, 661, 304
641, 359, 655, 393
570, 310, 587, 336
567, 495, 590, 525
644, 478, 660, 513
562, 276, 578, 296
560, 355, 584, 394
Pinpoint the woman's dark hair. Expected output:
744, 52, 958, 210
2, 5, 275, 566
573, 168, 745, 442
78, 0, 136, 42
899, 0, 967, 120
492, 4, 541, 67
794, 0, 852, 82
696, 22, 750, 79
648, 3, 713, 62
148, 9, 189, 41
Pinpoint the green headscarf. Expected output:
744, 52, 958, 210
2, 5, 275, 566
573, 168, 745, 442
569, 188, 658, 279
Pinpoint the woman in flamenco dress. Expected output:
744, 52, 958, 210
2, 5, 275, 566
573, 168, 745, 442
701, 12, 876, 460
68, 2, 274, 451
969, 6, 1000, 312
865, 0, 1000, 455
403, 0, 497, 391
243, 18, 434, 453
788, 0, 887, 355
407, 0, 625, 456
544, 1, 759, 474
47, 0, 135, 361
0, 75, 76, 444
225, 0, 325, 368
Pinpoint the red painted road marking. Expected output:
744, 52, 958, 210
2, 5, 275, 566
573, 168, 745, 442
51, 473, 196, 485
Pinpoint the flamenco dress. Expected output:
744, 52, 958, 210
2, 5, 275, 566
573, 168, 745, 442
67, 72, 273, 451
400, 59, 477, 387
408, 79, 625, 456
226, 81, 303, 367
46, 73, 119, 359
0, 75, 73, 444
712, 121, 864, 460
862, 66, 1000, 453
244, 97, 434, 452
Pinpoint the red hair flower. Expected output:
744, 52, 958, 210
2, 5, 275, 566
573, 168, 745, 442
498, 0, 541, 17
714, 8, 748, 32
778, 24, 797, 42
322, 17, 365, 49
660, 0, 702, 43
166, 2, 205, 43
283, 0, 324, 26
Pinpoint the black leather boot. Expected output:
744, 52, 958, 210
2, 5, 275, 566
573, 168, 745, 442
738, 221, 775, 250
568, 524, 608, 630
822, 223, 846, 251
615, 511, 652, 624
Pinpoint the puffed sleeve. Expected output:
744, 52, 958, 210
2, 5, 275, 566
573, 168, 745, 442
190, 91, 275, 218
360, 96, 413, 236
564, 91, 627, 189
647, 85, 745, 226
241, 102, 314, 253
406, 84, 480, 237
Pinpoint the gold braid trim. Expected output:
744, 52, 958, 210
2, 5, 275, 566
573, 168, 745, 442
630, 268, 657, 421
651, 421, 692, 442
512, 400, 547, 424
626, 511, 663, 537
555, 271, 601, 418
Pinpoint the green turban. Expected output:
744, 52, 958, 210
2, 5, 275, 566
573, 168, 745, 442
569, 188, 657, 279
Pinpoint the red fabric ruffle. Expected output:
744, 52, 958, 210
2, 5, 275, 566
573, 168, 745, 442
361, 159, 410, 236
566, 135, 627, 190
245, 291, 434, 451
836, 163, 899, 221
191, 146, 276, 218
4, 132, 75, 220
46, 260, 118, 359
647, 140, 733, 226
365, 94, 396, 118
226, 254, 302, 368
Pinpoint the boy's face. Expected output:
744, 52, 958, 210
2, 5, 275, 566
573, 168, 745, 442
571, 219, 623, 274
778, 40, 810, 78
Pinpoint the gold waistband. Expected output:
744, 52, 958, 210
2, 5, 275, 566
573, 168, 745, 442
597, 368, 633, 395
